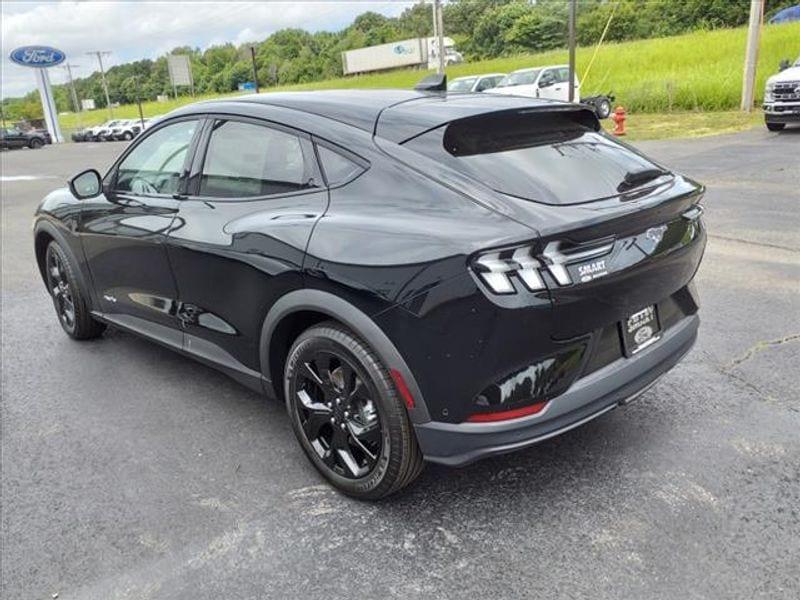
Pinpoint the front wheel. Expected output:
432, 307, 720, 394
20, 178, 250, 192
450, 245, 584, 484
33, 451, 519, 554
122, 131, 133, 141
766, 122, 785, 132
28, 138, 44, 149
44, 241, 106, 340
284, 322, 424, 500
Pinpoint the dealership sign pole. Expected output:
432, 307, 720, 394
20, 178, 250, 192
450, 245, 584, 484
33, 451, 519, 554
9, 46, 66, 143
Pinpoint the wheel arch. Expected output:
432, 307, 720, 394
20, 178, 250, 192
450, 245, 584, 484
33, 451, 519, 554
34, 220, 96, 310
260, 289, 431, 424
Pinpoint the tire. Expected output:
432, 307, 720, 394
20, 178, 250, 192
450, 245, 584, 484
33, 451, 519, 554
596, 98, 612, 120
766, 122, 785, 132
28, 138, 44, 149
122, 131, 133, 141
44, 241, 106, 340
284, 321, 424, 500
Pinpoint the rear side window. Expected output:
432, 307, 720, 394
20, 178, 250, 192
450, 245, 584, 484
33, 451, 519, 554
404, 111, 665, 205
199, 120, 318, 198
316, 145, 365, 187
116, 119, 199, 195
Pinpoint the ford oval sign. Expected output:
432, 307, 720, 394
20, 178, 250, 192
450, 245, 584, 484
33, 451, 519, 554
9, 46, 66, 68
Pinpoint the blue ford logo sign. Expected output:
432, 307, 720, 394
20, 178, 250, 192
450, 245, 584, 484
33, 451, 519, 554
9, 46, 66, 68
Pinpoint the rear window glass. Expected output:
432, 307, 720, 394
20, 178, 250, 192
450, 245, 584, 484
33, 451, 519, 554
317, 145, 365, 187
403, 112, 667, 205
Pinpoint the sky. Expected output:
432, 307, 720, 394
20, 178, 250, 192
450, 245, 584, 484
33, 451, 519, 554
1, 0, 416, 99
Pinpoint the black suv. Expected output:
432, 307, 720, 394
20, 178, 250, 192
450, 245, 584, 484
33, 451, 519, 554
1, 126, 49, 149
33, 90, 706, 499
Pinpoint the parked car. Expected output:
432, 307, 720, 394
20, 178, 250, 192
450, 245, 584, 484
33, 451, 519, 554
447, 73, 506, 93
763, 55, 800, 131
486, 65, 614, 118
109, 119, 146, 141
0, 126, 48, 149
71, 128, 91, 142
33, 89, 705, 499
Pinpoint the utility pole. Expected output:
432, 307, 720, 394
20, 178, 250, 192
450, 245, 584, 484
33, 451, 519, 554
250, 46, 260, 93
568, 0, 577, 102
60, 63, 81, 113
87, 50, 113, 117
434, 0, 445, 75
134, 76, 145, 129
740, 0, 763, 112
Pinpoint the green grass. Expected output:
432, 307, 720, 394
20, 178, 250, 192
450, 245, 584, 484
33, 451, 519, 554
601, 109, 765, 141
59, 22, 798, 139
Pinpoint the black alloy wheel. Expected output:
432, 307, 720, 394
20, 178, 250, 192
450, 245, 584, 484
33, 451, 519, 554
46, 244, 76, 333
285, 322, 424, 499
295, 350, 383, 479
29, 137, 44, 149
44, 241, 105, 340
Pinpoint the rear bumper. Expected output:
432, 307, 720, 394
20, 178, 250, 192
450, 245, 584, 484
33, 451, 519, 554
414, 313, 698, 466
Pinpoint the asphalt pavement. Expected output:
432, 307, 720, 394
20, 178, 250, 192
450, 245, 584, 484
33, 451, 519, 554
2, 127, 799, 600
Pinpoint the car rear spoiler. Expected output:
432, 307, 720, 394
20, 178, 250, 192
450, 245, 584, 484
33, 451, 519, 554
377, 95, 601, 144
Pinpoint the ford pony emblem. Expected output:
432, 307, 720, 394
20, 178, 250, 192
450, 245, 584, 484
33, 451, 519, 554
9, 46, 66, 68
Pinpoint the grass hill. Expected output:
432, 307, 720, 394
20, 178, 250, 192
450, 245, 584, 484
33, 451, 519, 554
59, 22, 799, 133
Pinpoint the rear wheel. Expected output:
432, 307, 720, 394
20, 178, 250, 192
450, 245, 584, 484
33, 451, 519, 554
28, 137, 44, 149
766, 122, 785, 132
284, 322, 424, 499
44, 241, 105, 340
122, 131, 133, 141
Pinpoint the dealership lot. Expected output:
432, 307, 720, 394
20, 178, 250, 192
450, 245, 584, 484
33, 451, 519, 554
2, 130, 799, 599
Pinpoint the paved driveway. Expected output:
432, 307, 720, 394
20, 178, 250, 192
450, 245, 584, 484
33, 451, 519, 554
2, 128, 798, 599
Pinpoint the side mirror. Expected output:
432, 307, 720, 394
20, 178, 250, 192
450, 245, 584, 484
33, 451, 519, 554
69, 169, 102, 200
539, 77, 554, 88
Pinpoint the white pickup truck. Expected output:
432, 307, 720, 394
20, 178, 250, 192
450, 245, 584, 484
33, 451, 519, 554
485, 64, 613, 119
763, 55, 800, 131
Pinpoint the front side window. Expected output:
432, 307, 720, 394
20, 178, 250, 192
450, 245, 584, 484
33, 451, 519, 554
199, 120, 317, 198
115, 119, 198, 195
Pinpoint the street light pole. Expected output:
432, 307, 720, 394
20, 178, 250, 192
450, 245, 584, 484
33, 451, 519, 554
87, 50, 113, 117
568, 0, 577, 102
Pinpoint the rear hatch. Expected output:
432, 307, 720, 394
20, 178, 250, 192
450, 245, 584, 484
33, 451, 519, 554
398, 103, 706, 341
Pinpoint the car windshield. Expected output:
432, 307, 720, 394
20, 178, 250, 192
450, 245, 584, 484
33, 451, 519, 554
404, 111, 668, 206
448, 77, 477, 92
498, 69, 540, 87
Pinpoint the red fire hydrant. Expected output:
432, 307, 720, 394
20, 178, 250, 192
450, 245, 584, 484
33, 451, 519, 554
612, 106, 627, 136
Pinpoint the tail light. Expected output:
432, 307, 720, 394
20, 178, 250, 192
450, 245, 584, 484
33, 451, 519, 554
471, 246, 545, 295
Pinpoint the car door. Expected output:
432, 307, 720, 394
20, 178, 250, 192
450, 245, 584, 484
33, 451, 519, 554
536, 69, 563, 100
165, 115, 328, 376
78, 116, 203, 344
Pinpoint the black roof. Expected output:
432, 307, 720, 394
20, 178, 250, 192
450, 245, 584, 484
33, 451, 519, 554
191, 89, 597, 143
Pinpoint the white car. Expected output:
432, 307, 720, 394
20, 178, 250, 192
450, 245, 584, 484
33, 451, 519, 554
485, 65, 581, 102
447, 73, 506, 93
485, 64, 616, 119
763, 55, 800, 131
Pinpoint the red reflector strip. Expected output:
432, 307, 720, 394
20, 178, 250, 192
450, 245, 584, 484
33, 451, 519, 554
389, 368, 415, 410
466, 401, 548, 423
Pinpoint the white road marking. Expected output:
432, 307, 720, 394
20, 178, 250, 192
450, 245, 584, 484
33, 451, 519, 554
0, 175, 58, 182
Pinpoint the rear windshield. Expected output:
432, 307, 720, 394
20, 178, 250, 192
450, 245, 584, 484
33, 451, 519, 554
403, 111, 668, 205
